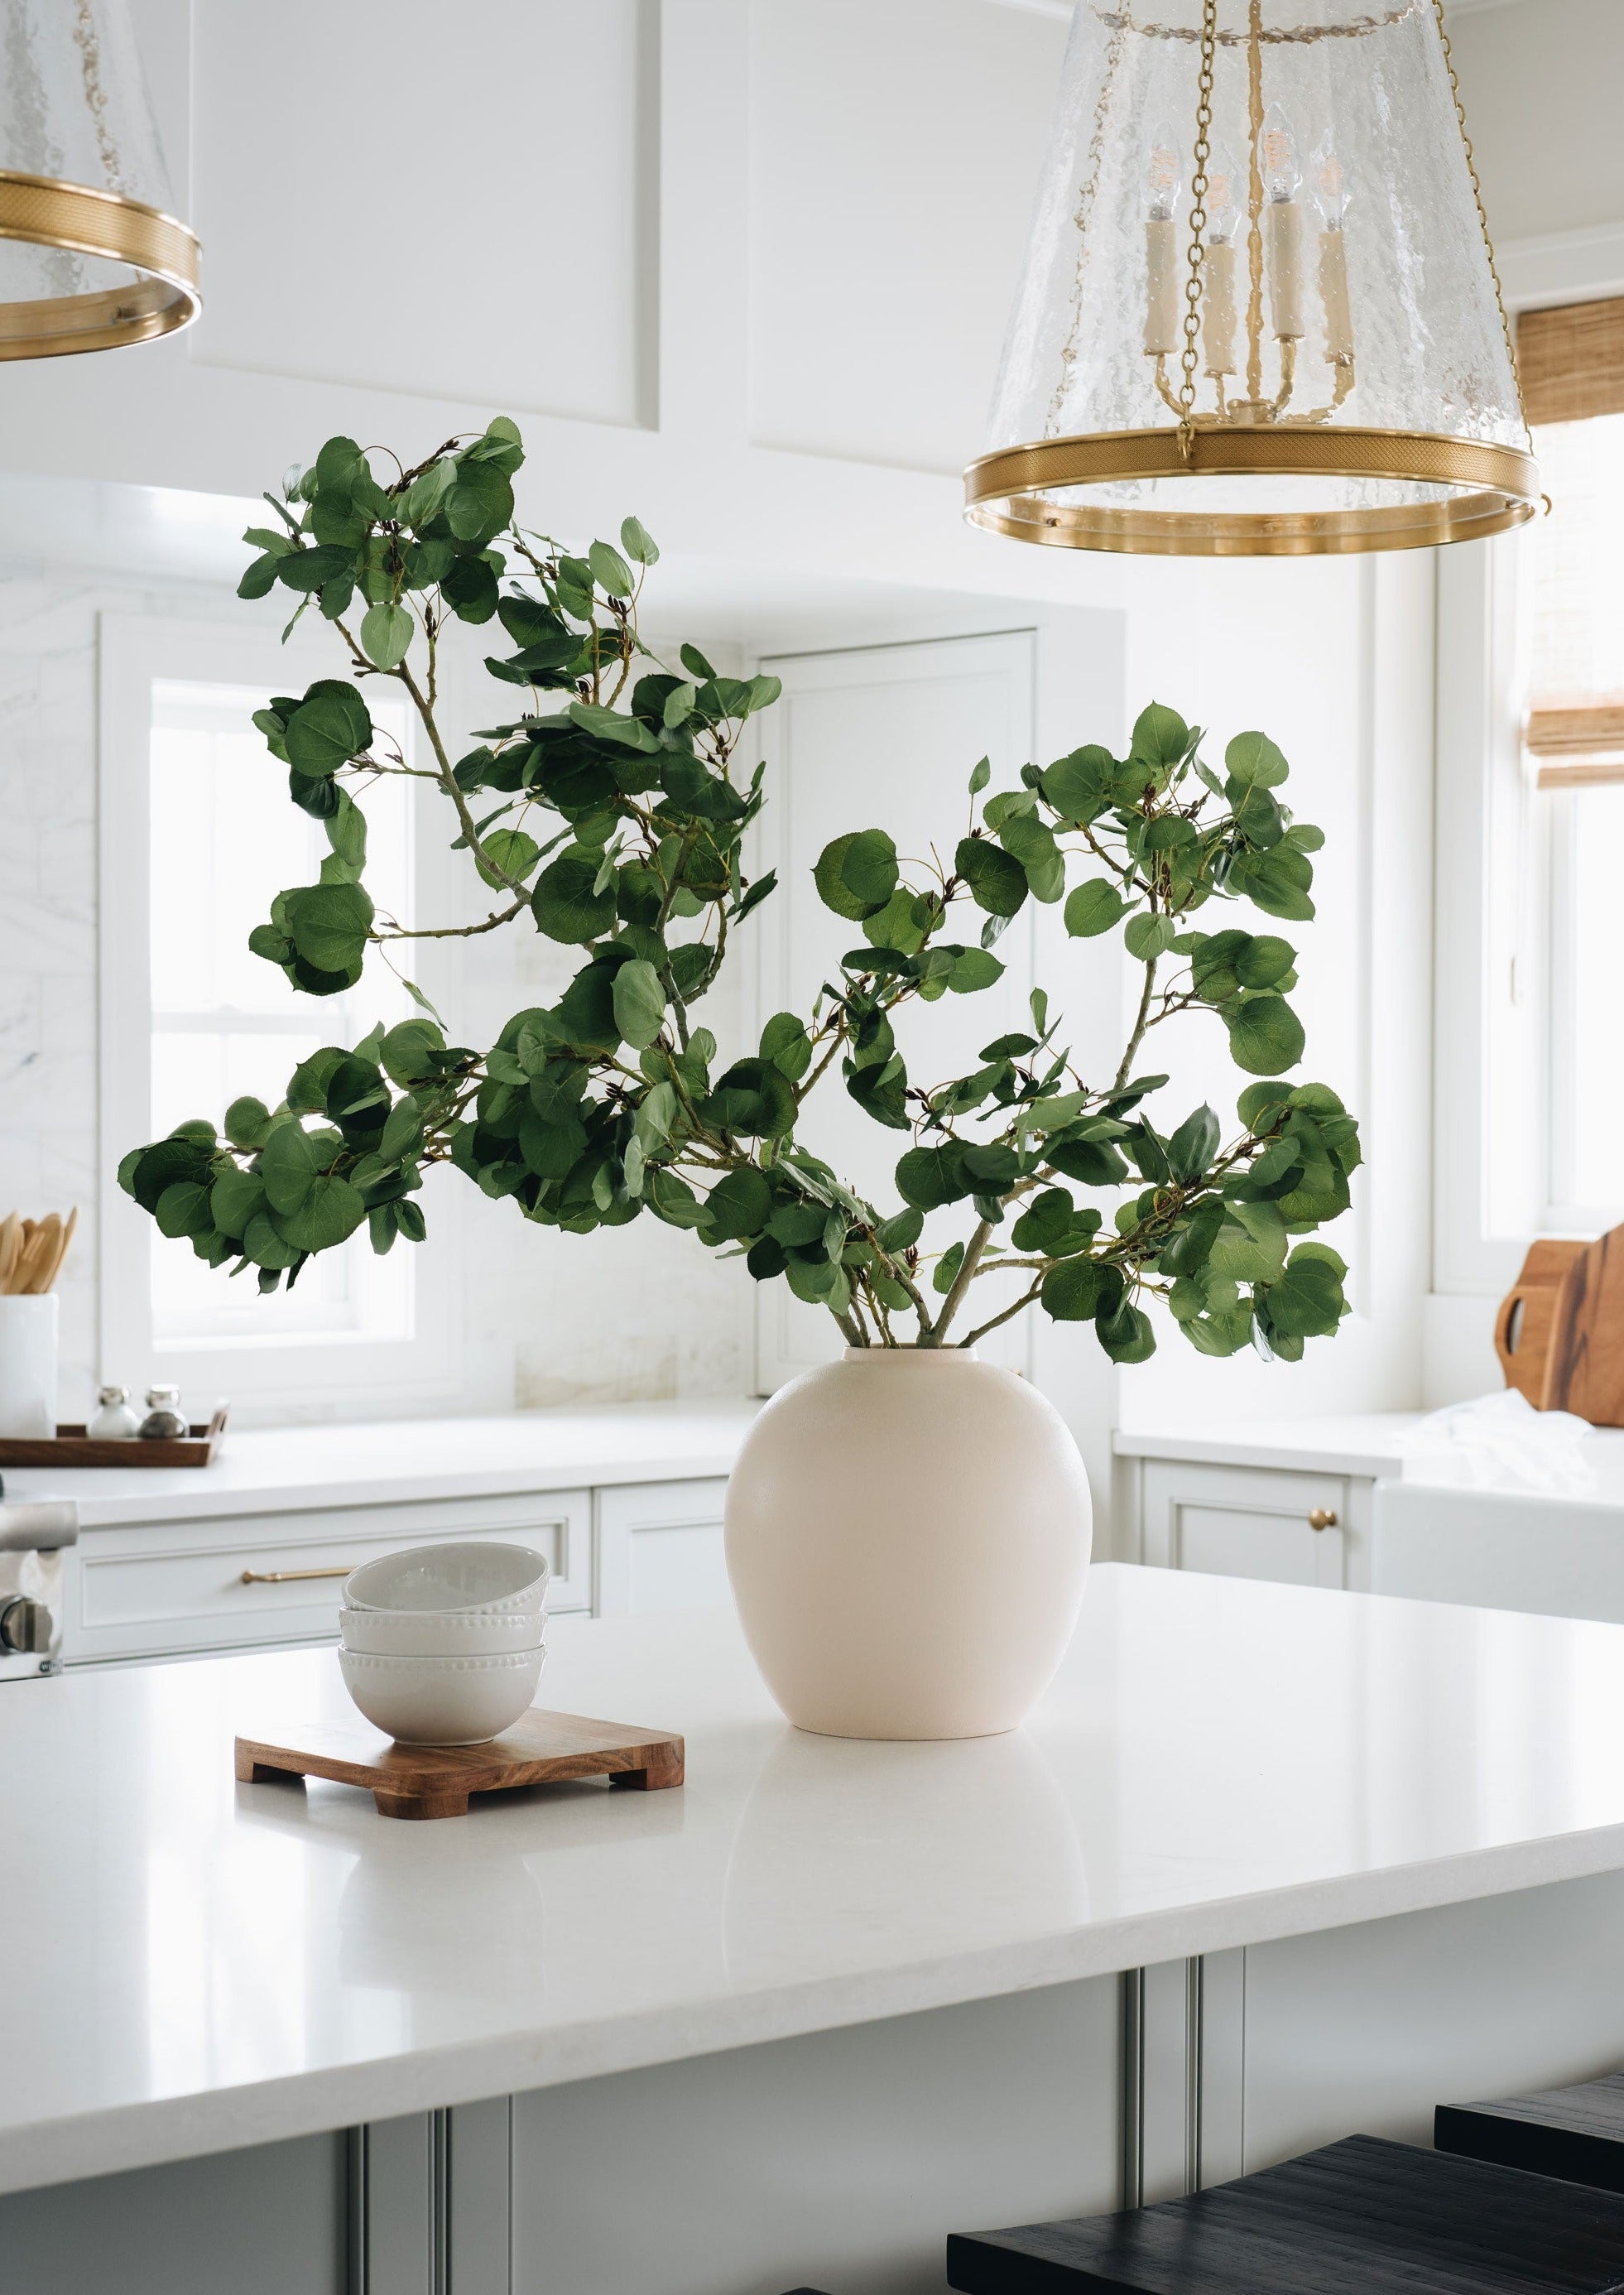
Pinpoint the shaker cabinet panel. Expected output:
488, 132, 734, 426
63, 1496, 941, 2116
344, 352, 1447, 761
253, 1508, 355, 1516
1141, 1460, 1350, 1591
594, 1479, 732, 1617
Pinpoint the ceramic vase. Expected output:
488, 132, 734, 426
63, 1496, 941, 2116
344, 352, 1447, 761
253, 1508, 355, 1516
724, 1347, 1092, 1740
0, 1294, 58, 1438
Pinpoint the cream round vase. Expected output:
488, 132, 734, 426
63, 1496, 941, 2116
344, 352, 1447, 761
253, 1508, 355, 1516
724, 1348, 1092, 1740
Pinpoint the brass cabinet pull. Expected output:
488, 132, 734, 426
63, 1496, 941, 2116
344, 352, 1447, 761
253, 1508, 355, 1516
239, 1564, 352, 1585
1306, 1508, 1339, 1532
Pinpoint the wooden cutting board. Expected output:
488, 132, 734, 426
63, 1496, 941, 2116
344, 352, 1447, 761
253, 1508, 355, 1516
1496, 1227, 1624, 1424
236, 1707, 685, 1819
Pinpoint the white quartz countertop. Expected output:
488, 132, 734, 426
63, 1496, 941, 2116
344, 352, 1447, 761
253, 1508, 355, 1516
8, 1566, 1624, 2196
1113, 1412, 1425, 1476
0, 1402, 760, 1528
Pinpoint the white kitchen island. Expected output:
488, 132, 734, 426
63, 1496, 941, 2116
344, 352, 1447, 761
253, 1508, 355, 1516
6, 1565, 1624, 2294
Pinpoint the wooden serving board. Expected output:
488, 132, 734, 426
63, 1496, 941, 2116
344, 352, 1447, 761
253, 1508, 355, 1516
1497, 1227, 1624, 1425
0, 1405, 228, 1469
235, 1707, 685, 1820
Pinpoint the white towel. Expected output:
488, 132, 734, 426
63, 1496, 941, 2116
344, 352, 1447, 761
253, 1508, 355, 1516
1401, 1389, 1597, 1496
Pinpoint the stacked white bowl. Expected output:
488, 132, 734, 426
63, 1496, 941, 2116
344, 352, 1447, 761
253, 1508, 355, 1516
338, 1541, 550, 1745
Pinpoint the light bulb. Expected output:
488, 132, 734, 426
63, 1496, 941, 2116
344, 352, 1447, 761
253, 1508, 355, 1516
1311, 136, 1350, 230
1261, 103, 1302, 204
1145, 128, 1181, 223
1204, 140, 1242, 245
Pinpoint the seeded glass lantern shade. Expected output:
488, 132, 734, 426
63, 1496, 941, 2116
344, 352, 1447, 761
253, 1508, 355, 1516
0, 0, 199, 359
965, 0, 1539, 556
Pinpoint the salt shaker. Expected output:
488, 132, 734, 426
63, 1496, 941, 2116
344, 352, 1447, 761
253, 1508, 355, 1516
88, 1383, 142, 1440
138, 1384, 188, 1441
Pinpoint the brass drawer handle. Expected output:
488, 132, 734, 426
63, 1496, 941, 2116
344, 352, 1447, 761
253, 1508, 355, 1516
239, 1565, 352, 1585
1306, 1508, 1339, 1532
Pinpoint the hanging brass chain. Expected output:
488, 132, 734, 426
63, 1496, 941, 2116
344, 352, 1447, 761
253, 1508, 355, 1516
1431, 0, 1531, 450
1178, 0, 1219, 464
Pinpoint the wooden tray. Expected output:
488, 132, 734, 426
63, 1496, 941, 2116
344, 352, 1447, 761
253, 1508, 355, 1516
0, 1405, 228, 1469
235, 1707, 685, 1820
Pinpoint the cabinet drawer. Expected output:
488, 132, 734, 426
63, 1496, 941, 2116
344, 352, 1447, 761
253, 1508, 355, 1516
595, 1479, 731, 1617
1141, 1460, 1350, 1591
66, 1488, 592, 1664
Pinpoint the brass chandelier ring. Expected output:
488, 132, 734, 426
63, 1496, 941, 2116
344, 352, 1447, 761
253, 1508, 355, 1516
963, 426, 1542, 557
0, 170, 200, 359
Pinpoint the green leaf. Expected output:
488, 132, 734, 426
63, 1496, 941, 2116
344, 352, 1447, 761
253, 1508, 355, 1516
680, 642, 716, 682
968, 756, 991, 796
1235, 935, 1295, 989
445, 459, 514, 542
760, 1011, 814, 1080
612, 959, 665, 1050
1129, 702, 1189, 770
946, 948, 1004, 994
1064, 879, 1128, 938
567, 699, 661, 753
360, 599, 412, 670
933, 1239, 965, 1296
1225, 994, 1305, 1077
210, 1168, 266, 1239
697, 1059, 796, 1139
1124, 912, 1175, 962
259, 1121, 321, 1216
284, 881, 374, 975
531, 849, 619, 943
1041, 745, 1114, 822
955, 836, 1027, 918
875, 1206, 924, 1253
477, 827, 541, 888
1225, 729, 1289, 787
703, 1167, 773, 1241
1040, 1258, 1106, 1321
276, 1173, 367, 1253
283, 681, 372, 777
1262, 1248, 1347, 1340
620, 516, 660, 566
1166, 1104, 1221, 1184
895, 1142, 972, 1210
588, 539, 634, 597
1098, 1299, 1156, 1363
381, 1018, 445, 1085
814, 830, 899, 921
223, 1095, 271, 1150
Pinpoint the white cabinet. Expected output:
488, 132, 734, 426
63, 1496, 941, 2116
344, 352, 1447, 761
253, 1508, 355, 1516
1137, 1460, 1361, 1591
68, 1489, 594, 1665
594, 1479, 731, 1616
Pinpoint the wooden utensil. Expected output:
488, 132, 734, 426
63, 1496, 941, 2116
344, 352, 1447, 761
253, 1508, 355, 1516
0, 1208, 78, 1294
39, 1206, 74, 1294
0, 1215, 19, 1295
22, 1214, 60, 1295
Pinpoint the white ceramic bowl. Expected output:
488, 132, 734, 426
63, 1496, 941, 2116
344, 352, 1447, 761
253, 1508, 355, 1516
339, 1604, 545, 1658
338, 1644, 545, 1745
343, 1540, 550, 1617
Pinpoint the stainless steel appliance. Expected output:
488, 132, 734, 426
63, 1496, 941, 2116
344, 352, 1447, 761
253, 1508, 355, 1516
0, 1486, 79, 1678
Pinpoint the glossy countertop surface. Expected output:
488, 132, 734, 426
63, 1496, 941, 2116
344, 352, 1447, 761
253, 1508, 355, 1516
0, 1402, 760, 1527
8, 1565, 1624, 2194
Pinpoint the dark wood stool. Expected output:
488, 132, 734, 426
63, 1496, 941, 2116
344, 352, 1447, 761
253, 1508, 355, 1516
947, 2134, 1624, 2292
1438, 2071, 1624, 2195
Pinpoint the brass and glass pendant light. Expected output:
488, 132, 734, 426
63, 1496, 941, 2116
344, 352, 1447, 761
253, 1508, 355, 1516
966, 0, 1539, 556
0, 0, 199, 360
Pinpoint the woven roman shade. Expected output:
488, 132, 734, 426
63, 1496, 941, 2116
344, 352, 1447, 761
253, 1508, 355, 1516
1518, 297, 1624, 429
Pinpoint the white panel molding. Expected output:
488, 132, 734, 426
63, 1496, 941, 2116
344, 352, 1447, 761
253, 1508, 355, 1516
1501, 219, 1624, 310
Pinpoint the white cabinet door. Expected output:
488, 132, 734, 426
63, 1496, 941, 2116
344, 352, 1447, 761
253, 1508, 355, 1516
595, 1479, 732, 1616
1141, 1460, 1350, 1590
749, 632, 1040, 1393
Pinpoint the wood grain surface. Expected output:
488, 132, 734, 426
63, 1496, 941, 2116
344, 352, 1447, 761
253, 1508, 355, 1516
236, 1706, 685, 1819
1495, 1238, 1588, 1409
1439, 2071, 1624, 2197
1544, 1229, 1624, 1426
948, 2134, 1624, 2293
0, 1405, 228, 1469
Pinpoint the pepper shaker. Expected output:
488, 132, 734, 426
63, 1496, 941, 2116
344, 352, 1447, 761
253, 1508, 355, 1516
138, 1384, 188, 1441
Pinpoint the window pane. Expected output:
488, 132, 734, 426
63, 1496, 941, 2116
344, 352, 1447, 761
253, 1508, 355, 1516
1527, 414, 1624, 707
147, 680, 416, 1349
1552, 785, 1624, 1215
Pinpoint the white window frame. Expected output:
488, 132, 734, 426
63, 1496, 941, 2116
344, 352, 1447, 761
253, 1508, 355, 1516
98, 612, 463, 1417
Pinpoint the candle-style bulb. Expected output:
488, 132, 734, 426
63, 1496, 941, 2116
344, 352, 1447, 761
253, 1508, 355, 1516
1311, 136, 1351, 230
1204, 140, 1242, 245
1145, 129, 1181, 223
1261, 103, 1302, 204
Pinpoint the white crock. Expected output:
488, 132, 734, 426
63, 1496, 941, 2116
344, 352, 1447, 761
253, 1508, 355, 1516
724, 1347, 1092, 1740
0, 1294, 58, 1439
